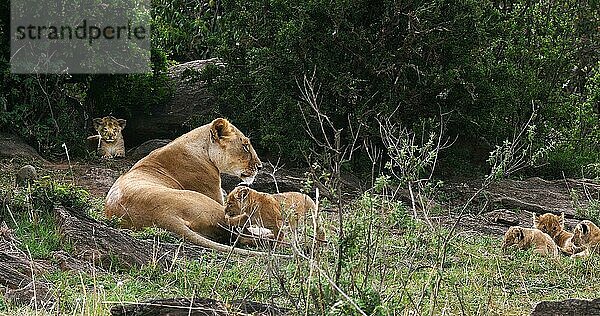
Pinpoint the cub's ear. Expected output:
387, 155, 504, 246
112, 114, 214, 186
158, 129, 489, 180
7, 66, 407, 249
117, 119, 126, 129
93, 118, 103, 130
210, 118, 232, 142
581, 222, 589, 235
516, 227, 524, 241
234, 186, 250, 200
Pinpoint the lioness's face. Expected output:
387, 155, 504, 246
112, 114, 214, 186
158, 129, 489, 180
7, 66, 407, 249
533, 213, 563, 238
93, 116, 126, 143
208, 118, 262, 184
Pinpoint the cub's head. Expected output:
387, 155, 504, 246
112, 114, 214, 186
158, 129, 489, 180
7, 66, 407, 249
572, 220, 597, 247
208, 118, 262, 184
93, 116, 126, 143
224, 186, 253, 218
533, 212, 564, 238
502, 226, 524, 252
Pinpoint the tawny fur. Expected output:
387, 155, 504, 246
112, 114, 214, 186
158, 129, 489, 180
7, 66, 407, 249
224, 187, 323, 242
533, 212, 578, 255
571, 220, 600, 258
502, 226, 558, 257
104, 118, 268, 256
87, 116, 126, 159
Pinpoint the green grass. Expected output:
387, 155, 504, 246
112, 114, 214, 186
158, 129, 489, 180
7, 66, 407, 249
2, 164, 600, 315
6, 220, 599, 315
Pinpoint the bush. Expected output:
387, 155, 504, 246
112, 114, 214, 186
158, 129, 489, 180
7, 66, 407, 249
0, 48, 172, 158
202, 0, 600, 174
1, 0, 599, 175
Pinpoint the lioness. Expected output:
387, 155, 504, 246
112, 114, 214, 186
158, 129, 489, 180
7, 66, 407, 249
533, 212, 578, 255
86, 116, 126, 159
104, 118, 267, 256
502, 226, 558, 257
224, 186, 323, 242
571, 220, 600, 257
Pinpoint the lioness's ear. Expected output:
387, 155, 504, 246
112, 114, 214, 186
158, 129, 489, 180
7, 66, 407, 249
210, 118, 232, 142
533, 213, 540, 226
117, 119, 126, 129
93, 118, 103, 130
235, 186, 249, 200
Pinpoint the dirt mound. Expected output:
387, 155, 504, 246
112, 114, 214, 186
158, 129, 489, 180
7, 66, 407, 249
439, 177, 600, 236
0, 133, 46, 162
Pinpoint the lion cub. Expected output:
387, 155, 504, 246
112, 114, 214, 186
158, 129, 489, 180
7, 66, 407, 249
86, 116, 126, 159
533, 212, 578, 255
224, 186, 321, 241
502, 226, 558, 257
571, 220, 600, 257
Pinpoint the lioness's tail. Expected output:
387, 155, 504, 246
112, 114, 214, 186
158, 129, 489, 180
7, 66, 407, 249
170, 218, 290, 258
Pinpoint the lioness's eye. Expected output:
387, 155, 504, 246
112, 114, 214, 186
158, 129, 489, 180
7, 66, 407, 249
243, 144, 250, 152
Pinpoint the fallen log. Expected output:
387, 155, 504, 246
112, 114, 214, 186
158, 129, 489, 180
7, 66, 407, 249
109, 297, 289, 316
0, 228, 55, 309
53, 205, 210, 269
531, 298, 600, 316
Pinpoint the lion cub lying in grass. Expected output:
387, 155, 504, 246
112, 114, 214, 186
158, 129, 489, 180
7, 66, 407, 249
571, 220, 600, 257
502, 226, 558, 257
224, 186, 324, 242
533, 212, 580, 255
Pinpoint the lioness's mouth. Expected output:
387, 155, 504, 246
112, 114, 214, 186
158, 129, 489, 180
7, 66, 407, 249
240, 175, 256, 185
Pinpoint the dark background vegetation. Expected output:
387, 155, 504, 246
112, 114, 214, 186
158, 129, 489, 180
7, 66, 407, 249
0, 0, 599, 178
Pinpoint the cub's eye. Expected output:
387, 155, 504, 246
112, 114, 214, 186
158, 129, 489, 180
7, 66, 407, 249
242, 144, 250, 152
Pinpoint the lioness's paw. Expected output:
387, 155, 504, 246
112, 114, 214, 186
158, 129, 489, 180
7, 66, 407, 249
247, 226, 275, 239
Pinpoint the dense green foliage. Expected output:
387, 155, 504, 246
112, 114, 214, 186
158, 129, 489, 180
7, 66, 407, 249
202, 0, 600, 175
0, 3, 172, 157
1, 0, 599, 174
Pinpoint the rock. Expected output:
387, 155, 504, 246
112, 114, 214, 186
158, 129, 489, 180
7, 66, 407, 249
221, 166, 309, 195
77, 166, 122, 197
16, 165, 37, 186
489, 177, 600, 218
487, 209, 520, 226
127, 139, 172, 161
0, 133, 45, 161
123, 59, 221, 146
531, 298, 600, 316
438, 177, 600, 237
